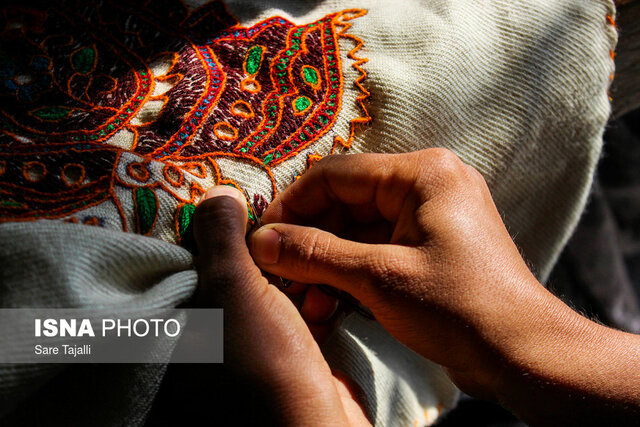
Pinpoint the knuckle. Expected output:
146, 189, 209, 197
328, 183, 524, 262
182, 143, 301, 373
465, 164, 484, 181
431, 148, 464, 177
314, 153, 344, 171
295, 229, 332, 270
363, 249, 428, 307
197, 239, 260, 285
199, 262, 237, 288
462, 165, 492, 201
196, 259, 261, 305
364, 247, 408, 289
420, 148, 466, 189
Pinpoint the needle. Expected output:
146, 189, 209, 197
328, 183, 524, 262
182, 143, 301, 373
242, 188, 374, 320
243, 188, 291, 288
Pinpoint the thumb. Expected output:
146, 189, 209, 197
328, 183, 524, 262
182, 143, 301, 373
192, 186, 258, 305
249, 223, 410, 306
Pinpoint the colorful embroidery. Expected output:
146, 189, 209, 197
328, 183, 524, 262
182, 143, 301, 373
176, 202, 196, 238
133, 187, 158, 235
0, 1, 370, 242
606, 13, 616, 97
301, 65, 321, 91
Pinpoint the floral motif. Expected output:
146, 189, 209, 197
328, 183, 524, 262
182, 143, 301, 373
0, 55, 52, 103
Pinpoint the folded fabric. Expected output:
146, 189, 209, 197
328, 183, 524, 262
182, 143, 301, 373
0, 221, 194, 426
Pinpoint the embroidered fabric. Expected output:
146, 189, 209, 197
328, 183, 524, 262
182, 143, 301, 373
0, 1, 370, 243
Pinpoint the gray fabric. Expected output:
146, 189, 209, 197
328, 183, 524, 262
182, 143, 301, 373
0, 221, 195, 426
0, 219, 459, 426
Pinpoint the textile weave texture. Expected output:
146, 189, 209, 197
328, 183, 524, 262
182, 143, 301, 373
0, 0, 617, 426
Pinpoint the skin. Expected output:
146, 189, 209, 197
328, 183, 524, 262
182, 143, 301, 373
193, 186, 370, 426
194, 149, 640, 426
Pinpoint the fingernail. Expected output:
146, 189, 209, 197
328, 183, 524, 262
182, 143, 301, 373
199, 186, 246, 206
251, 226, 281, 265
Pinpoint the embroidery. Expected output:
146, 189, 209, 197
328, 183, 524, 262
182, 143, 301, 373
176, 202, 196, 238
213, 122, 238, 142
23, 161, 47, 182
61, 164, 85, 187
301, 65, 321, 91
0, 1, 370, 242
230, 100, 254, 118
605, 13, 616, 98
292, 96, 312, 115
133, 187, 158, 235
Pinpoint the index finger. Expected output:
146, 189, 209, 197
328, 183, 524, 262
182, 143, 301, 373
261, 149, 449, 226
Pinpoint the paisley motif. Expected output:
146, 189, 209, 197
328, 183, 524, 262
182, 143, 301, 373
0, 0, 370, 240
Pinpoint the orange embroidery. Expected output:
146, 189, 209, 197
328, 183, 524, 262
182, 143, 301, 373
0, 1, 370, 241
230, 100, 255, 118
127, 161, 151, 182
23, 161, 47, 182
61, 163, 86, 187
162, 164, 185, 187
213, 121, 239, 141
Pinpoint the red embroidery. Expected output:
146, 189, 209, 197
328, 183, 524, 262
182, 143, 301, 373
0, 1, 370, 239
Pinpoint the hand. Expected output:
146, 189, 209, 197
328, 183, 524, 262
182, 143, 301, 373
249, 149, 539, 391
192, 186, 370, 426
249, 149, 640, 425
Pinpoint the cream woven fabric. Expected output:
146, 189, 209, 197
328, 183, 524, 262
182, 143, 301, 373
223, 0, 617, 282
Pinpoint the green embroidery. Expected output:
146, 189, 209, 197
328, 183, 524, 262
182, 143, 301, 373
134, 187, 157, 235
0, 200, 25, 209
244, 45, 264, 76
30, 106, 73, 121
218, 183, 254, 221
302, 66, 319, 87
0, 8, 371, 233
177, 203, 196, 237
293, 96, 311, 113
71, 47, 96, 74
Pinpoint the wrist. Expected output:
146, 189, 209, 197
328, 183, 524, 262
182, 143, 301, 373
490, 293, 588, 396
449, 270, 560, 395
266, 363, 349, 426
463, 272, 586, 404
483, 281, 640, 424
